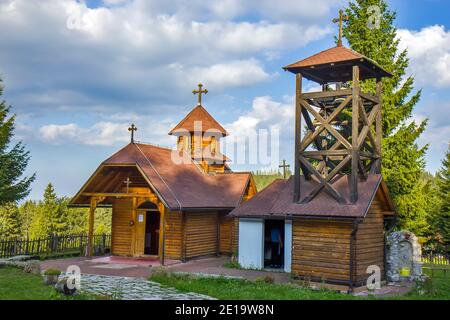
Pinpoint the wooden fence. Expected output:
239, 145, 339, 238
0, 234, 111, 259
421, 254, 450, 266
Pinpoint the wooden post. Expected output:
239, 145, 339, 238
87, 197, 97, 257
294, 73, 303, 203
375, 79, 382, 172
351, 66, 360, 203
159, 206, 166, 266
181, 211, 186, 262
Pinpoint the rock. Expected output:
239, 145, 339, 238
7, 255, 39, 262
22, 260, 41, 274
55, 276, 77, 296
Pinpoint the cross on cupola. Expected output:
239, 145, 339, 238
128, 124, 137, 143
192, 83, 208, 106
333, 9, 349, 47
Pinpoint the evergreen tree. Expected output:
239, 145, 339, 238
0, 78, 35, 204
434, 144, 450, 252
42, 183, 66, 236
343, 0, 428, 228
0, 202, 21, 238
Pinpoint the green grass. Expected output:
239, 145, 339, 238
0, 267, 96, 300
149, 272, 450, 300
253, 173, 286, 191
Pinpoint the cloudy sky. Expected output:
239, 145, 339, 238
0, 0, 449, 200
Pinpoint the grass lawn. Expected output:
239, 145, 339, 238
150, 271, 450, 300
0, 267, 96, 300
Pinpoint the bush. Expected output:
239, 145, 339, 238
255, 275, 275, 284
43, 268, 61, 276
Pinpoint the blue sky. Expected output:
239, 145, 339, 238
0, 0, 449, 200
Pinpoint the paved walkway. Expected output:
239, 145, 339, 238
75, 274, 213, 300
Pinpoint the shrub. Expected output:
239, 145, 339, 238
255, 275, 275, 284
43, 268, 61, 276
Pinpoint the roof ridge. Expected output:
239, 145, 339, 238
168, 104, 228, 135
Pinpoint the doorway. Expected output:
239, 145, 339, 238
144, 211, 160, 255
264, 220, 285, 269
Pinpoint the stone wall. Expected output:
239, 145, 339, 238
386, 231, 422, 282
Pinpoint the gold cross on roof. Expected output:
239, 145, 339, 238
193, 83, 208, 106
333, 9, 349, 47
128, 123, 137, 143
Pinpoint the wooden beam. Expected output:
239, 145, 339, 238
375, 79, 383, 173
298, 155, 347, 204
81, 192, 154, 198
359, 92, 380, 104
294, 73, 302, 202
87, 196, 105, 257
351, 65, 360, 203
302, 89, 352, 100
301, 100, 352, 150
159, 206, 166, 266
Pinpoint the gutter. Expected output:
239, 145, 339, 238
349, 219, 360, 293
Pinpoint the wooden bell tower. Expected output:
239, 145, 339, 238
284, 39, 392, 204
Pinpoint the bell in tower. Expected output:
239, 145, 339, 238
284, 13, 392, 204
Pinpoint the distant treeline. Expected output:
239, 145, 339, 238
0, 183, 111, 240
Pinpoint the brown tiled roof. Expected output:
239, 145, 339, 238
284, 46, 364, 69
70, 143, 250, 210
283, 46, 392, 83
168, 105, 228, 136
230, 174, 394, 219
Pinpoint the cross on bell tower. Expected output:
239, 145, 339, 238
193, 83, 208, 106
128, 124, 137, 143
333, 9, 349, 47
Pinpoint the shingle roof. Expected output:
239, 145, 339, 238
283, 46, 392, 84
230, 174, 394, 219
70, 143, 250, 210
168, 105, 228, 136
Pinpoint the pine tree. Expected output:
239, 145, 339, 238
0, 78, 35, 205
42, 183, 66, 236
434, 144, 450, 252
0, 202, 21, 239
343, 0, 428, 229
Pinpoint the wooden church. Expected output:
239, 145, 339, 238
231, 13, 396, 291
70, 84, 256, 263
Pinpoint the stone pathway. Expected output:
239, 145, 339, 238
75, 274, 214, 300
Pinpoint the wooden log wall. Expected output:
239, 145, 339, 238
185, 212, 218, 259
292, 220, 353, 282
111, 198, 133, 256
354, 190, 387, 283
219, 214, 233, 254
164, 211, 182, 260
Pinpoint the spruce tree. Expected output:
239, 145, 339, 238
0, 78, 35, 204
343, 0, 428, 229
42, 183, 66, 236
435, 144, 450, 252
0, 202, 21, 239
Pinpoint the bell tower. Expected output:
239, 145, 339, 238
169, 83, 229, 174
284, 30, 392, 204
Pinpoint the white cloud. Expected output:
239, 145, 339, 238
39, 122, 130, 146
0, 0, 333, 116
398, 25, 450, 87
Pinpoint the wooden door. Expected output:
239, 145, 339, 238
134, 210, 146, 256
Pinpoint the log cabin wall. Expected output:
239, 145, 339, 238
164, 211, 183, 260
219, 213, 234, 254
292, 220, 353, 283
111, 198, 133, 256
185, 212, 219, 259
354, 190, 388, 283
